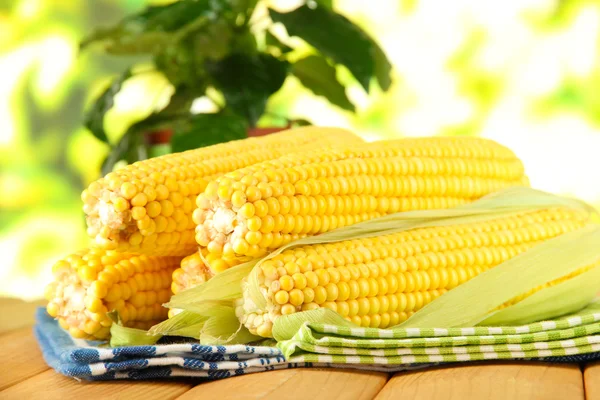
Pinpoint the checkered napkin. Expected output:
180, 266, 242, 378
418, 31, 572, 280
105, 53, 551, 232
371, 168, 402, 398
35, 302, 600, 381
278, 300, 600, 364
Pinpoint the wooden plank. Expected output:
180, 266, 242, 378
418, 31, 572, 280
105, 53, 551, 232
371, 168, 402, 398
375, 363, 584, 400
0, 297, 46, 335
585, 362, 600, 400
1, 370, 193, 400
0, 327, 49, 390
176, 368, 388, 400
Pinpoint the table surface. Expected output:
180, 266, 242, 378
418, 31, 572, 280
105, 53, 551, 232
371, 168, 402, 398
0, 297, 598, 400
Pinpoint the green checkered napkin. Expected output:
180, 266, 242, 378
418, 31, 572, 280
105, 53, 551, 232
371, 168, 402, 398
279, 300, 600, 364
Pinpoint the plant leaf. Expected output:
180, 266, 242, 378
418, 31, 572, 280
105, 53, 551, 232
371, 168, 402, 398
231, 0, 260, 19
100, 87, 197, 174
291, 119, 312, 127
155, 32, 216, 87
316, 0, 333, 9
84, 69, 132, 144
207, 53, 289, 126
265, 31, 293, 54
373, 42, 392, 91
81, 0, 225, 54
292, 55, 355, 111
171, 113, 248, 152
269, 4, 391, 92
101, 129, 142, 176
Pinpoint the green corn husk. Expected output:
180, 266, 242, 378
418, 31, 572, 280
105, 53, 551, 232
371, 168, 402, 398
149, 301, 261, 344
114, 187, 600, 346
108, 311, 162, 347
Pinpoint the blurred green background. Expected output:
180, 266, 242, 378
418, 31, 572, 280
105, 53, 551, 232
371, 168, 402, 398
2, 0, 600, 300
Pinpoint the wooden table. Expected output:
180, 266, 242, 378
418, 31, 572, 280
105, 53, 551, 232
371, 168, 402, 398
1, 298, 598, 400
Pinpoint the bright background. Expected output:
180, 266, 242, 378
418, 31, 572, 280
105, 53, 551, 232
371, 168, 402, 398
2, 0, 599, 300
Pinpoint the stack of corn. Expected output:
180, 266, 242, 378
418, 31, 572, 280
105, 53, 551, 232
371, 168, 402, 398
173, 136, 528, 291
46, 127, 538, 341
46, 127, 362, 339
81, 127, 362, 256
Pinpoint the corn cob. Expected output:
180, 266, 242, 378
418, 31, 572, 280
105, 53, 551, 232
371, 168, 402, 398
169, 251, 219, 318
82, 127, 361, 256
45, 248, 181, 340
195, 137, 529, 273
171, 251, 214, 295
234, 207, 590, 338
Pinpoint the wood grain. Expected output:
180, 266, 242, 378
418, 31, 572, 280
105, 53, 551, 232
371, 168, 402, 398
585, 362, 600, 400
0, 327, 49, 390
176, 368, 388, 400
0, 298, 46, 335
375, 363, 584, 400
1, 370, 193, 400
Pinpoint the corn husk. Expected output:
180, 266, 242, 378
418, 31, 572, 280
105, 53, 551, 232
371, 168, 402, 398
108, 311, 162, 347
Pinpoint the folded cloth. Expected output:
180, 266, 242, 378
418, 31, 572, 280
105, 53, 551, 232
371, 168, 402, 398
34, 308, 424, 380
35, 301, 600, 381
277, 300, 600, 364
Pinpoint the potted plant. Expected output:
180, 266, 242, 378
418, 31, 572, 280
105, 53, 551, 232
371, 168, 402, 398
82, 0, 392, 174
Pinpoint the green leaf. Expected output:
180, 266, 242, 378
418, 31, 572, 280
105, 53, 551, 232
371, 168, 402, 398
84, 69, 132, 144
230, 29, 258, 55
292, 119, 312, 127
313, 0, 333, 9
171, 113, 248, 152
269, 5, 391, 92
81, 0, 225, 54
207, 53, 289, 126
265, 31, 293, 54
154, 35, 214, 86
292, 55, 355, 111
231, 0, 259, 18
373, 42, 392, 91
101, 129, 148, 176
148, 143, 172, 158
100, 87, 198, 174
